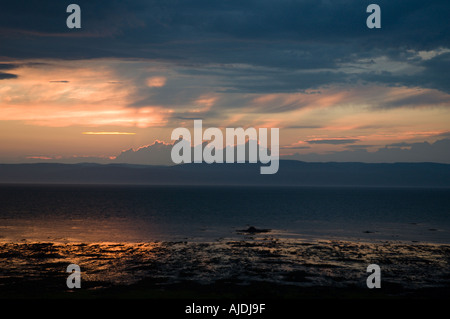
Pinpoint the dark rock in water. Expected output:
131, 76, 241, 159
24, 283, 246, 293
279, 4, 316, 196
238, 226, 271, 234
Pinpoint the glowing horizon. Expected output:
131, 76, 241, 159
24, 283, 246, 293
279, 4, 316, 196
83, 132, 137, 135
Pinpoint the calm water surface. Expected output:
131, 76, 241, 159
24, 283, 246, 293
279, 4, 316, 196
0, 185, 449, 243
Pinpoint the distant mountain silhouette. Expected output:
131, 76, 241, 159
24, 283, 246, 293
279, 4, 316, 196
1, 161, 450, 187
285, 138, 450, 163
113, 138, 272, 165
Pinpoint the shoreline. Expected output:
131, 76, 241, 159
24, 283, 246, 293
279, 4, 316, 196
1, 238, 449, 299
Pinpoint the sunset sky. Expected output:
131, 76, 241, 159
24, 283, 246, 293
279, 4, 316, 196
1, 0, 450, 164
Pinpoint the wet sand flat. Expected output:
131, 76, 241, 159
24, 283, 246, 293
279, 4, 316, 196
1, 238, 449, 299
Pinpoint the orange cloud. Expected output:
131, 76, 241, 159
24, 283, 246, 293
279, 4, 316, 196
0, 103, 170, 127
251, 86, 450, 113
82, 132, 137, 135
146, 76, 166, 87
26, 156, 53, 160
0, 60, 173, 128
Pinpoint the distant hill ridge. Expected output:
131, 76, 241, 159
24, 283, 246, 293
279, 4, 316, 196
1, 160, 449, 187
